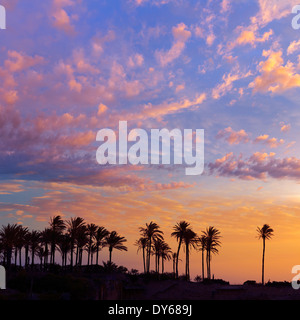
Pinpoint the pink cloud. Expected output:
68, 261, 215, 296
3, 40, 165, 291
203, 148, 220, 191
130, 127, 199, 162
216, 127, 249, 145
155, 23, 191, 66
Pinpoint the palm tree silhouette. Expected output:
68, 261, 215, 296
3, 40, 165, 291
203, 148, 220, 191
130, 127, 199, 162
29, 230, 41, 268
87, 223, 97, 266
105, 231, 128, 263
14, 225, 28, 267
135, 237, 148, 273
57, 234, 71, 268
40, 228, 52, 268
160, 241, 172, 274
0, 224, 20, 268
171, 221, 191, 278
139, 222, 163, 273
257, 224, 274, 285
75, 225, 88, 266
197, 235, 207, 281
66, 216, 86, 268
202, 226, 221, 280
183, 228, 197, 280
95, 226, 109, 265
49, 215, 66, 265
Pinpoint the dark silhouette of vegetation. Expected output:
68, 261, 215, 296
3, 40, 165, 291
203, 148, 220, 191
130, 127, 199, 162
257, 224, 274, 285
0, 217, 274, 288
0, 217, 127, 271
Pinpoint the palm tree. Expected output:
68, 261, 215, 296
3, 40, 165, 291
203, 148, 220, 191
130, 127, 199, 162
87, 223, 97, 266
183, 228, 197, 280
90, 244, 98, 265
14, 225, 28, 267
105, 231, 128, 263
29, 230, 41, 268
24, 231, 32, 268
172, 252, 177, 277
160, 242, 172, 274
202, 226, 221, 280
0, 224, 20, 268
257, 224, 274, 285
49, 215, 66, 265
95, 226, 109, 265
66, 217, 86, 268
40, 228, 52, 268
36, 246, 46, 269
171, 221, 191, 278
197, 235, 207, 281
76, 225, 88, 266
153, 238, 164, 273
135, 237, 148, 273
139, 221, 163, 273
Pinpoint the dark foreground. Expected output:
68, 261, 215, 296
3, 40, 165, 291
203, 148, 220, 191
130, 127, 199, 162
1, 267, 299, 300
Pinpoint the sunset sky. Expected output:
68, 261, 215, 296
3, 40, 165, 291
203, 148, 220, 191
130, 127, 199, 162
2, 0, 300, 284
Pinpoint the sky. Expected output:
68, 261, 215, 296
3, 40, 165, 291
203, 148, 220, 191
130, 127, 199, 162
2, 0, 300, 284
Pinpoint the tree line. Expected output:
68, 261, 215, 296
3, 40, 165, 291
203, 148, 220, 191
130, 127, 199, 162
0, 215, 127, 270
136, 221, 221, 281
0, 215, 273, 284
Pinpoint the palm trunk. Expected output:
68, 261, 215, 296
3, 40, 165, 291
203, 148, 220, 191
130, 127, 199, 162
176, 238, 182, 278
19, 248, 22, 267
96, 245, 99, 265
206, 249, 210, 280
186, 243, 189, 281
262, 237, 265, 285
31, 248, 35, 268
109, 248, 112, 263
146, 239, 151, 273
70, 241, 74, 267
142, 247, 146, 273
202, 249, 205, 281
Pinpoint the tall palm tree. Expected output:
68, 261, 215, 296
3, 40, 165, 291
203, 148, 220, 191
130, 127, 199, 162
66, 217, 86, 268
76, 225, 88, 266
153, 238, 164, 273
183, 228, 197, 280
40, 228, 52, 268
49, 215, 66, 265
257, 224, 274, 285
202, 226, 221, 280
95, 226, 109, 266
171, 221, 191, 278
104, 231, 128, 263
14, 225, 28, 267
197, 235, 207, 281
139, 222, 163, 273
57, 234, 71, 268
24, 231, 32, 268
135, 237, 148, 273
160, 242, 172, 274
87, 223, 97, 266
29, 230, 41, 268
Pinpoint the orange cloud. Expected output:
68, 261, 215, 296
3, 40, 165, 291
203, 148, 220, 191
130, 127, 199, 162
155, 23, 191, 66
249, 50, 300, 93
216, 127, 249, 145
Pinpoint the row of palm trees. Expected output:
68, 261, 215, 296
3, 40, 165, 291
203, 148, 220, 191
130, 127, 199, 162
136, 221, 221, 281
0, 215, 128, 269
0, 215, 274, 284
136, 221, 274, 284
